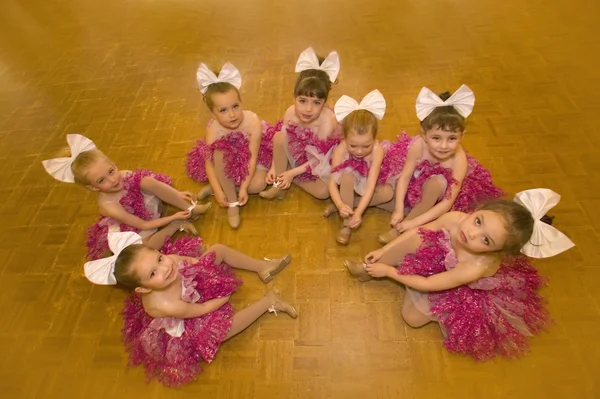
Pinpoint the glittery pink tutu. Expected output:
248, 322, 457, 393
284, 122, 342, 181
86, 169, 175, 260
186, 121, 278, 185
330, 135, 408, 195
121, 249, 243, 387
398, 228, 549, 361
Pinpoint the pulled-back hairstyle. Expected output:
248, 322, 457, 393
294, 67, 332, 101
204, 81, 242, 111
341, 109, 379, 138
478, 200, 536, 256
421, 91, 467, 133
69, 148, 112, 185
113, 244, 147, 288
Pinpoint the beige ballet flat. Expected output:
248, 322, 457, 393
259, 254, 292, 282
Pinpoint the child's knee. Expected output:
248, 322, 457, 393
401, 306, 430, 328
273, 131, 286, 145
423, 175, 446, 194
139, 176, 156, 190
205, 243, 226, 255
340, 172, 355, 185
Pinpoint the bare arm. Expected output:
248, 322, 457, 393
394, 142, 421, 212
240, 115, 262, 191
328, 142, 346, 207
385, 261, 484, 292
355, 144, 384, 215
149, 295, 231, 319
100, 202, 177, 230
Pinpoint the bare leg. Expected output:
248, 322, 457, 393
143, 221, 198, 250
140, 177, 211, 218
203, 244, 291, 282
214, 150, 240, 228
260, 131, 289, 200
296, 179, 330, 200
248, 169, 268, 194
225, 289, 297, 339
401, 293, 431, 328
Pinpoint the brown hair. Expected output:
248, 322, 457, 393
341, 109, 379, 138
294, 68, 332, 101
113, 244, 147, 288
478, 200, 535, 255
204, 82, 242, 111
421, 91, 467, 133
69, 149, 111, 185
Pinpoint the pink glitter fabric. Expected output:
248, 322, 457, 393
86, 169, 174, 260
186, 121, 278, 184
257, 120, 283, 170
285, 122, 342, 181
398, 228, 550, 361
121, 249, 243, 387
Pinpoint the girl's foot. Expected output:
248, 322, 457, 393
197, 185, 214, 201
228, 207, 241, 229
258, 254, 292, 282
336, 226, 352, 246
378, 228, 399, 245
191, 202, 212, 220
266, 288, 298, 319
178, 221, 198, 236
343, 259, 372, 282
259, 186, 286, 200
323, 204, 338, 218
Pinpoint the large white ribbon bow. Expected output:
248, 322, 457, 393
196, 62, 242, 94
41, 134, 97, 183
334, 89, 386, 122
415, 84, 475, 121
295, 47, 340, 83
83, 232, 143, 285
514, 188, 575, 258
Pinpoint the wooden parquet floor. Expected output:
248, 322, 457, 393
1, 0, 599, 397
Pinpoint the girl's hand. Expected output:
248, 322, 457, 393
364, 262, 393, 278
172, 210, 192, 221
266, 168, 277, 184
276, 171, 294, 190
390, 210, 404, 227
336, 202, 354, 218
178, 191, 195, 203
347, 213, 362, 229
238, 188, 249, 206
364, 248, 385, 264
214, 191, 229, 208
395, 220, 417, 234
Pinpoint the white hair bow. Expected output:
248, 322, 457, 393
41, 134, 97, 183
514, 188, 575, 258
415, 84, 475, 121
196, 62, 242, 94
83, 232, 143, 285
334, 90, 386, 122
295, 47, 340, 83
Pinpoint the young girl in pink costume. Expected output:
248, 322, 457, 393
345, 189, 575, 361
42, 134, 210, 260
83, 231, 297, 387
327, 90, 406, 245
378, 85, 503, 245
259, 47, 343, 202
186, 62, 274, 229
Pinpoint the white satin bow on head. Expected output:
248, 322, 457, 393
415, 84, 475, 121
83, 232, 143, 285
295, 47, 340, 83
514, 189, 575, 258
196, 62, 242, 94
334, 90, 386, 122
41, 134, 97, 183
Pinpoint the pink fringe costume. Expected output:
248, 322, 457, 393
389, 132, 504, 211
121, 242, 243, 387
330, 138, 407, 196
399, 228, 549, 361
282, 122, 342, 182
85, 169, 202, 260
186, 118, 280, 186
